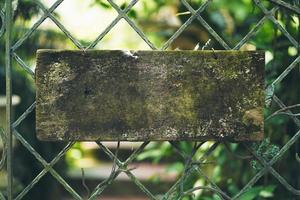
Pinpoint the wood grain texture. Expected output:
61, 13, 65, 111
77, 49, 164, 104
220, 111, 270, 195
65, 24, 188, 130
36, 50, 264, 141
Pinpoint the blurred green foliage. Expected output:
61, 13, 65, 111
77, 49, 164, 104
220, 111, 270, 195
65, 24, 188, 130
0, 0, 299, 199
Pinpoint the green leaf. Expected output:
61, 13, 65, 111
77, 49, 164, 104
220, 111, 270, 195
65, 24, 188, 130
136, 149, 162, 161
128, 10, 137, 19
120, 2, 127, 10
239, 185, 276, 200
166, 162, 184, 173
259, 185, 276, 198
93, 0, 111, 9
136, 142, 171, 162
99, 1, 110, 9
239, 186, 262, 200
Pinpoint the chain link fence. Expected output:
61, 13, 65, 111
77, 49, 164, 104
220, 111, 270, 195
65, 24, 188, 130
1, 0, 300, 199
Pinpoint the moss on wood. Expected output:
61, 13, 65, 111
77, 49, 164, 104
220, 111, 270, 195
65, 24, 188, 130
36, 50, 264, 141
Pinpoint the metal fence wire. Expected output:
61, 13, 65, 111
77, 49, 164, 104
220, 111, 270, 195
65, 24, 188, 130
1, 0, 300, 199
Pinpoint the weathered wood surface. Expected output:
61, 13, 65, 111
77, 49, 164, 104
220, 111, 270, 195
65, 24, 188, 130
36, 50, 264, 141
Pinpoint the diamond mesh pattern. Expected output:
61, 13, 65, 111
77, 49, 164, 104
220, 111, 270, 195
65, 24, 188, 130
1, 0, 300, 199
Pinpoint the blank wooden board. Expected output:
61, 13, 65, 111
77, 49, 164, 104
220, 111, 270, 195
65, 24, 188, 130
36, 50, 264, 141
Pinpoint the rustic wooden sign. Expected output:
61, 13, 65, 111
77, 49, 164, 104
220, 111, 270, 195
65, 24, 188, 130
36, 50, 264, 141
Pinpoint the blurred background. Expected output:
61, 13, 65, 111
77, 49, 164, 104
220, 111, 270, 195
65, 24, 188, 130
0, 0, 300, 199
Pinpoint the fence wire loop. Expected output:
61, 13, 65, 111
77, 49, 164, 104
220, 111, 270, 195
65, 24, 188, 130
180, 186, 231, 200
0, 8, 5, 38
0, 128, 7, 170
81, 168, 90, 199
266, 104, 300, 121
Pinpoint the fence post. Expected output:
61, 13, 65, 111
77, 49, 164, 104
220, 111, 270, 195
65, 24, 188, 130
5, 0, 13, 199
